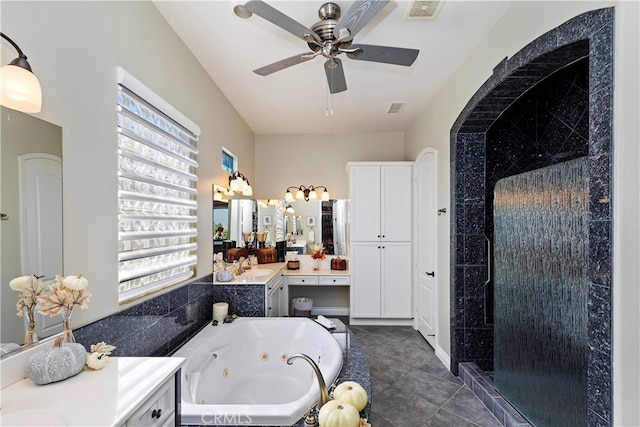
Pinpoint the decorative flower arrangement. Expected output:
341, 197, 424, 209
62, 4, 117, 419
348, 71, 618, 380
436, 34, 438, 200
37, 274, 91, 343
9, 275, 49, 345
86, 342, 117, 370
310, 243, 328, 260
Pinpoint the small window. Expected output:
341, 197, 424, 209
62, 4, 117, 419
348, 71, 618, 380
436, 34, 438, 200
222, 148, 236, 173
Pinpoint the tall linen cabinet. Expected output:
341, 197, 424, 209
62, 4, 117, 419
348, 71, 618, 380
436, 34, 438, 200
347, 162, 413, 324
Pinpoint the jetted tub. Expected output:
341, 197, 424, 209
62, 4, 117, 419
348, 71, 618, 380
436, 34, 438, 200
172, 317, 343, 426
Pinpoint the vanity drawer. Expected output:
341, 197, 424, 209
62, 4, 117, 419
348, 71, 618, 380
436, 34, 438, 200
126, 377, 175, 427
319, 276, 350, 286
287, 276, 319, 285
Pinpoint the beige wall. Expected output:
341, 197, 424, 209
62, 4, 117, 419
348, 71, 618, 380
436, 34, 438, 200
254, 133, 404, 199
1, 1, 254, 328
404, 1, 639, 424
1, 108, 62, 344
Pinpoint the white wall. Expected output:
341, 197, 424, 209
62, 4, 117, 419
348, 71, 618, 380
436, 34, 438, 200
254, 133, 404, 199
1, 1, 254, 327
404, 1, 639, 424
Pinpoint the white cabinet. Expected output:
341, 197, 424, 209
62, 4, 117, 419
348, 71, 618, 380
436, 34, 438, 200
266, 274, 285, 317
348, 162, 413, 321
126, 376, 176, 426
349, 163, 412, 242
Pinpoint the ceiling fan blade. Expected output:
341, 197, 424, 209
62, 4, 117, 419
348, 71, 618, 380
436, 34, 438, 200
333, 0, 390, 41
324, 58, 347, 94
253, 53, 315, 76
347, 44, 419, 66
243, 1, 321, 44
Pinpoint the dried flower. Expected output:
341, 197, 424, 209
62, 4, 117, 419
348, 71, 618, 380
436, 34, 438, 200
310, 243, 327, 260
37, 274, 91, 317
10, 275, 50, 316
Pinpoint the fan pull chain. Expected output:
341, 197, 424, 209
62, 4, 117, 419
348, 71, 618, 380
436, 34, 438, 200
325, 70, 334, 116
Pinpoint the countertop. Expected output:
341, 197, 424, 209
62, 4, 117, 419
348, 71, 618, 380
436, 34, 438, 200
0, 357, 184, 426
213, 261, 350, 284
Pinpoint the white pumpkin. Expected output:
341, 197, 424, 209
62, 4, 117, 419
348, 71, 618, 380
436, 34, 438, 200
25, 342, 87, 385
9, 275, 31, 291
319, 400, 360, 427
62, 274, 88, 290
332, 381, 368, 412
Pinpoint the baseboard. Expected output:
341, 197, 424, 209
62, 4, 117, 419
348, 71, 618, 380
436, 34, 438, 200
348, 318, 414, 326
310, 307, 350, 316
435, 344, 450, 369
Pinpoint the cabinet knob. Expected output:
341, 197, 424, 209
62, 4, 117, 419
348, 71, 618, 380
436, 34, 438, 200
151, 409, 162, 419
333, 279, 336, 282
301, 279, 305, 283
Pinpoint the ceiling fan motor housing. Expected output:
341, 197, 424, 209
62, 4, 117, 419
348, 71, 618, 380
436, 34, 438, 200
309, 3, 352, 56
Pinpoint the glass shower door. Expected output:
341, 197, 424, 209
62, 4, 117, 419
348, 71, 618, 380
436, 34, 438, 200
493, 157, 588, 426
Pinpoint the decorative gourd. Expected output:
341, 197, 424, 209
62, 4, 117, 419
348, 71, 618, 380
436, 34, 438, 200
332, 381, 368, 412
25, 339, 87, 385
62, 273, 88, 290
318, 400, 360, 427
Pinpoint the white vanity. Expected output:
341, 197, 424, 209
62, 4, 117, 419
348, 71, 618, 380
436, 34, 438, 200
1, 357, 184, 426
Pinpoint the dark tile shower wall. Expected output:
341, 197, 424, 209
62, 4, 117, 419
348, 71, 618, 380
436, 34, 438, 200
450, 7, 614, 425
483, 58, 590, 325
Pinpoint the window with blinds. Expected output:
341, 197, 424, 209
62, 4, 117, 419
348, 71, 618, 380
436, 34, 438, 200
116, 67, 200, 302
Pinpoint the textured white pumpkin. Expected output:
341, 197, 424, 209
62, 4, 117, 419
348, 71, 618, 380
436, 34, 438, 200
318, 400, 360, 427
333, 381, 368, 412
9, 275, 31, 291
25, 343, 87, 385
62, 274, 88, 290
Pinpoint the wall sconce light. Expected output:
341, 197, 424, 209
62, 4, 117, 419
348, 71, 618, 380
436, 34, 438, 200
284, 185, 329, 202
228, 171, 253, 196
0, 33, 42, 113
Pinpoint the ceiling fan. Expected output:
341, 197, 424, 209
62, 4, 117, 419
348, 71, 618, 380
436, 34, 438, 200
233, 0, 419, 93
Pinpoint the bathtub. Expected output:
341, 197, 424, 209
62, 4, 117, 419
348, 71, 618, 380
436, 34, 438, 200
172, 317, 343, 426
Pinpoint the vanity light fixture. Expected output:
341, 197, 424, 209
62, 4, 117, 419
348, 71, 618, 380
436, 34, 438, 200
0, 33, 42, 113
284, 185, 329, 202
228, 171, 253, 196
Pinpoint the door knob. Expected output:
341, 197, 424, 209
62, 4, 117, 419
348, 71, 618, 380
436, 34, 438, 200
426, 271, 435, 277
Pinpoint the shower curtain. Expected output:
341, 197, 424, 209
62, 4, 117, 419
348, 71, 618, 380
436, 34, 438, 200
493, 157, 588, 426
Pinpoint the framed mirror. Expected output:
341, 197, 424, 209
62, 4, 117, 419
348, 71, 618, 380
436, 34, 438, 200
212, 187, 347, 257
1, 107, 63, 356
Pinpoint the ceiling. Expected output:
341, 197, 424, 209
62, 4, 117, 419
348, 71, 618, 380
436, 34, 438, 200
154, 1, 514, 135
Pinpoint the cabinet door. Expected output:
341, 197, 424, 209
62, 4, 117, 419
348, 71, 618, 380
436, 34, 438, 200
349, 165, 381, 241
381, 165, 412, 241
381, 241, 413, 318
350, 241, 381, 317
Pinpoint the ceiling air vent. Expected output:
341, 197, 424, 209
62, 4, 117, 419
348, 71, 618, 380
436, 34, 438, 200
387, 102, 406, 114
405, 0, 444, 21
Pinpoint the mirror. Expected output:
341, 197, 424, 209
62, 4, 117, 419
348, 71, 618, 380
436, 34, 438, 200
212, 189, 347, 257
1, 107, 63, 355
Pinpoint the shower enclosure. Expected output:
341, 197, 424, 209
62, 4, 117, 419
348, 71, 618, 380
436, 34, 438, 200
493, 158, 588, 426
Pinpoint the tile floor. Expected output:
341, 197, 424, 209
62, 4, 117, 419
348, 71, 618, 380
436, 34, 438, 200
347, 324, 502, 427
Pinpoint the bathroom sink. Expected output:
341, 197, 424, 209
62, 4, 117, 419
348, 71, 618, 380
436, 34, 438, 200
240, 268, 273, 278
1, 412, 67, 426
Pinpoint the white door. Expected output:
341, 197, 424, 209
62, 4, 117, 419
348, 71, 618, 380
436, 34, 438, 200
19, 153, 63, 338
348, 165, 381, 242
381, 241, 412, 318
381, 165, 413, 241
350, 241, 381, 318
415, 149, 437, 347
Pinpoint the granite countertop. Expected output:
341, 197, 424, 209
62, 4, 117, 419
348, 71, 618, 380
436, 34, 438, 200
292, 323, 372, 426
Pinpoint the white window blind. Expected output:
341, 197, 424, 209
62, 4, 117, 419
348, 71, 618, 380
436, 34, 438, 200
116, 67, 200, 302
